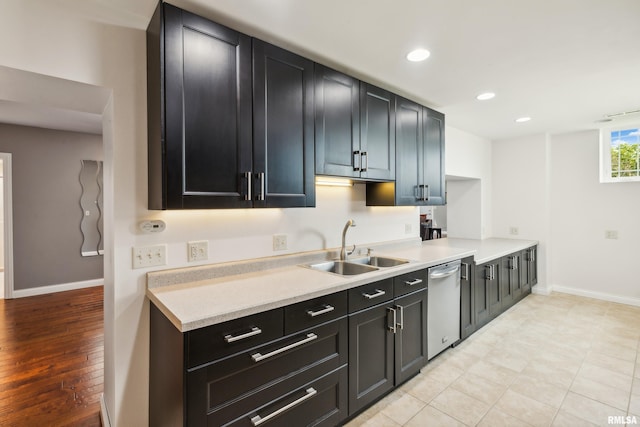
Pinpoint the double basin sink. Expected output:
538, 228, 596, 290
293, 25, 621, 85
304, 256, 410, 276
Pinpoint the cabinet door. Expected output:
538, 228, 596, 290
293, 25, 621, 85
528, 246, 538, 286
519, 249, 531, 295
500, 256, 514, 308
394, 290, 427, 385
488, 261, 502, 318
162, 4, 253, 209
252, 40, 315, 208
348, 303, 394, 415
360, 83, 395, 181
394, 97, 423, 205
460, 257, 475, 340
474, 263, 490, 327
510, 253, 524, 301
314, 64, 360, 178
422, 107, 446, 205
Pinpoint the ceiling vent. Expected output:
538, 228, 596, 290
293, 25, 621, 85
603, 109, 640, 119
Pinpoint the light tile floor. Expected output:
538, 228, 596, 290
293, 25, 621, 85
346, 292, 640, 427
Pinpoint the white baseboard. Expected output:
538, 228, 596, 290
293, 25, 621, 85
551, 285, 640, 308
11, 278, 103, 298
531, 284, 552, 296
100, 394, 111, 427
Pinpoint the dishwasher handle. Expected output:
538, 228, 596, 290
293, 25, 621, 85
429, 264, 460, 279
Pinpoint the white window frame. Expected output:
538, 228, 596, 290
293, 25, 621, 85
599, 124, 640, 183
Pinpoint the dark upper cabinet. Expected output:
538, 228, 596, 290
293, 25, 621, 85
314, 64, 360, 178
359, 83, 396, 181
315, 66, 395, 181
423, 107, 446, 205
147, 3, 314, 209
252, 40, 315, 208
366, 97, 445, 206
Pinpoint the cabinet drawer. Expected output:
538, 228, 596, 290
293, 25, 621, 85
348, 278, 393, 313
393, 269, 427, 297
192, 318, 348, 416
220, 366, 348, 427
284, 291, 347, 334
187, 308, 284, 368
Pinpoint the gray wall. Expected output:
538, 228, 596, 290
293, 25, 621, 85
0, 123, 103, 290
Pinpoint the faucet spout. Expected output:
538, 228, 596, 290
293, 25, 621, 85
340, 219, 356, 261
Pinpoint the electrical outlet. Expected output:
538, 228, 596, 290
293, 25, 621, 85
132, 244, 167, 269
509, 227, 519, 235
405, 223, 413, 234
605, 230, 619, 240
187, 241, 209, 262
273, 234, 288, 251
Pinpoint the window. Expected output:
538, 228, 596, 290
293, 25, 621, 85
600, 125, 640, 183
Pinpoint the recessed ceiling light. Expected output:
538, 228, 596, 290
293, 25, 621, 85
476, 92, 496, 101
515, 117, 531, 123
406, 49, 431, 62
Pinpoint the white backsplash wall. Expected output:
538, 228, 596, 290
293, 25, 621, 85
156, 184, 419, 265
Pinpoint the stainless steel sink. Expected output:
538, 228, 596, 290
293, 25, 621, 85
305, 260, 379, 275
349, 256, 410, 268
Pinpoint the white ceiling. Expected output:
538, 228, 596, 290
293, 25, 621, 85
4, 0, 640, 141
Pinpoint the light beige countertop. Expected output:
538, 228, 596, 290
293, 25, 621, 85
146, 237, 537, 332
423, 237, 538, 264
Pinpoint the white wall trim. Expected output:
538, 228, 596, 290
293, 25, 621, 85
551, 285, 640, 308
100, 394, 111, 427
11, 278, 102, 298
1, 152, 14, 299
531, 284, 552, 296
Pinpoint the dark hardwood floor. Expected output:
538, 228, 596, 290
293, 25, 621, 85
0, 286, 103, 426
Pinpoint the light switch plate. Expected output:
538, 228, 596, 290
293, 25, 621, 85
132, 244, 167, 269
188, 241, 209, 262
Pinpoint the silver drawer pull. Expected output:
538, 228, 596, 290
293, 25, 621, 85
362, 289, 386, 300
306, 304, 335, 318
251, 387, 317, 426
404, 278, 422, 286
224, 326, 262, 343
251, 333, 317, 362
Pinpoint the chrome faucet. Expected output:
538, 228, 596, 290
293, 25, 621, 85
340, 219, 356, 261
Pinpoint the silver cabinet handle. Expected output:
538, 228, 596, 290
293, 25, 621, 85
396, 305, 404, 330
424, 184, 430, 201
244, 171, 252, 201
306, 304, 335, 318
255, 172, 265, 201
251, 333, 317, 362
362, 289, 386, 300
461, 263, 469, 280
388, 307, 397, 333
361, 151, 368, 171
353, 150, 361, 171
224, 326, 262, 343
514, 255, 519, 270
250, 387, 317, 426
404, 278, 423, 286
531, 248, 536, 262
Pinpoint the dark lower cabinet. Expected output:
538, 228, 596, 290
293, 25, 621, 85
474, 262, 495, 327
150, 292, 348, 426
348, 301, 395, 415
487, 260, 503, 318
526, 246, 538, 287
459, 257, 475, 341
472, 247, 536, 331
394, 289, 428, 384
348, 277, 427, 416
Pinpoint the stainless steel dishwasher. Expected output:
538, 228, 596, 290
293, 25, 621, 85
427, 259, 461, 359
